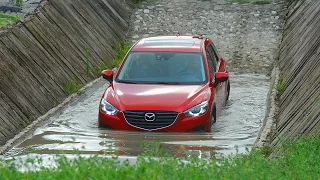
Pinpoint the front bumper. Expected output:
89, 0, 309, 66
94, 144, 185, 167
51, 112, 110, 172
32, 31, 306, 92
98, 110, 210, 132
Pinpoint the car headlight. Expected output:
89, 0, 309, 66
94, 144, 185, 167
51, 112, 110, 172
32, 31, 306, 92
183, 101, 209, 117
100, 99, 119, 116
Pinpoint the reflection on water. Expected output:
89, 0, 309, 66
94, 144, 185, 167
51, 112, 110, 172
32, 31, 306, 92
2, 74, 269, 162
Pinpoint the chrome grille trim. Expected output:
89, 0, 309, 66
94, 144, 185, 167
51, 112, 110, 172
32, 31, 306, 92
123, 111, 179, 131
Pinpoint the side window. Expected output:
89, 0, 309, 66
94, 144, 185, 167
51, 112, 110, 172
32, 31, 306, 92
207, 44, 218, 72
206, 44, 217, 73
206, 47, 215, 78
211, 44, 221, 66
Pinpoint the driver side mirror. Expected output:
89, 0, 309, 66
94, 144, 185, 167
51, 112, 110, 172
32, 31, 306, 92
101, 69, 114, 83
213, 72, 229, 87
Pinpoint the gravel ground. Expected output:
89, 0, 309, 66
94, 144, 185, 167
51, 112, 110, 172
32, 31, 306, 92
127, 0, 287, 74
0, 0, 42, 32
0, 0, 42, 15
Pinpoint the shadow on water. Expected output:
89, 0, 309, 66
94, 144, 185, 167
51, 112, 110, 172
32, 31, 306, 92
2, 73, 270, 161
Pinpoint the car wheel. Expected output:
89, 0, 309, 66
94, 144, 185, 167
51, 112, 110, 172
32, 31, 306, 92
204, 121, 212, 132
204, 117, 211, 132
98, 120, 108, 128
226, 81, 230, 101
212, 105, 217, 124
204, 105, 216, 132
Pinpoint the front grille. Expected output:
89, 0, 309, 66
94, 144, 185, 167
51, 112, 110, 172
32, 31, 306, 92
123, 111, 179, 130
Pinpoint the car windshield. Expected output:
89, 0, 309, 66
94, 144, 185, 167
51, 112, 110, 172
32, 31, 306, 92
115, 52, 207, 85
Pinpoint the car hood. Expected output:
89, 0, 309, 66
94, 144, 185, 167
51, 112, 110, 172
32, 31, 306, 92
104, 82, 209, 112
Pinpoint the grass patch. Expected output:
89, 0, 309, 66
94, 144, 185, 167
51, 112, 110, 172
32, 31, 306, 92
95, 61, 108, 75
229, 0, 250, 4
109, 42, 131, 68
0, 13, 20, 28
0, 136, 319, 179
92, 42, 131, 75
275, 75, 286, 92
64, 41, 130, 93
129, 0, 149, 8
275, 83, 285, 92
132, 0, 145, 4
15, 0, 23, 7
63, 75, 82, 95
253, 0, 270, 4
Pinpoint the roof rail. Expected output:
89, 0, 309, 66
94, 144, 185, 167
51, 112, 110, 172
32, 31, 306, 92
192, 34, 206, 39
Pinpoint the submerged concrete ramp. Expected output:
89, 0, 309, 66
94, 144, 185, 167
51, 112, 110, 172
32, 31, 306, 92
270, 0, 320, 152
0, 0, 132, 145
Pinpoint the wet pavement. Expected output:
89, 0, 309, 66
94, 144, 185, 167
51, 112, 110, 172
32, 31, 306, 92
2, 73, 270, 160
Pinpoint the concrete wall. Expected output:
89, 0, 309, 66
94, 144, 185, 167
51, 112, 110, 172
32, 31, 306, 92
0, 0, 133, 145
270, 0, 320, 153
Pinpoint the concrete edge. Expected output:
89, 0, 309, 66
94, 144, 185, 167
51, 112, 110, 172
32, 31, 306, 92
253, 66, 280, 149
0, 76, 105, 155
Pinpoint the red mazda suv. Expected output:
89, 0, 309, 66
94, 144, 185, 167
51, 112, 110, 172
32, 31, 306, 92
98, 35, 230, 132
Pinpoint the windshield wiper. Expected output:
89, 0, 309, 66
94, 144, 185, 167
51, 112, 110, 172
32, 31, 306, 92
117, 80, 180, 85
117, 80, 137, 84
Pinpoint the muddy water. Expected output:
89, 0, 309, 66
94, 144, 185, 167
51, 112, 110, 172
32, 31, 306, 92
2, 73, 269, 160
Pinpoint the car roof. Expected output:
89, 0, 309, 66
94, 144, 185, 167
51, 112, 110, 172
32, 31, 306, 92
131, 35, 206, 53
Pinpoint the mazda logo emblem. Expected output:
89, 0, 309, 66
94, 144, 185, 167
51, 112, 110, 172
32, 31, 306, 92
144, 112, 155, 121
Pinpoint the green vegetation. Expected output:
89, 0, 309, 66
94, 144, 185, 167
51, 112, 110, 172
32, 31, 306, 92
63, 75, 82, 95
130, 0, 159, 8
15, 0, 23, 7
132, 0, 145, 4
63, 41, 130, 94
275, 82, 285, 92
0, 136, 319, 179
129, 0, 148, 8
275, 76, 286, 92
253, 0, 270, 5
109, 42, 131, 68
90, 41, 131, 76
229, 0, 250, 4
95, 61, 108, 75
0, 13, 20, 28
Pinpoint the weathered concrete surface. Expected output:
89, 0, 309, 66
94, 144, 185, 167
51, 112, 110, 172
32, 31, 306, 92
254, 66, 279, 148
256, 0, 320, 153
0, 0, 132, 146
271, 0, 320, 150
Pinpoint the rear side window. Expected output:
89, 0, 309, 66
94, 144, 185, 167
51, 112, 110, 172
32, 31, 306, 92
205, 44, 216, 78
210, 44, 220, 67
